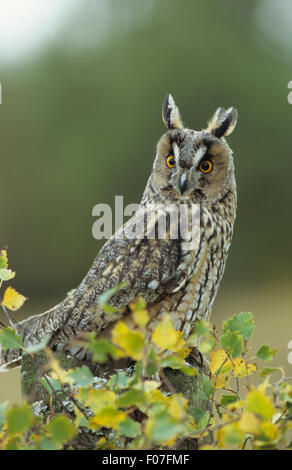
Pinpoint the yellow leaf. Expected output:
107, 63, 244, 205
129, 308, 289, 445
132, 309, 150, 327
246, 390, 275, 421
0, 249, 8, 269
129, 296, 147, 311
160, 436, 178, 447
151, 314, 185, 352
216, 421, 245, 447
168, 395, 188, 421
83, 389, 116, 413
112, 321, 145, 360
200, 444, 217, 450
257, 376, 271, 395
89, 408, 126, 430
213, 372, 229, 389
96, 437, 118, 450
45, 348, 70, 384
134, 380, 160, 393
210, 349, 233, 389
129, 296, 149, 326
50, 359, 70, 384
216, 426, 226, 449
259, 422, 279, 442
233, 358, 257, 378
227, 400, 244, 412
210, 349, 233, 376
83, 389, 126, 430
145, 389, 169, 406
239, 411, 261, 435
1, 286, 27, 311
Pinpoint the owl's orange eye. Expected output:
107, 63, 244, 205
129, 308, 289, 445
166, 155, 175, 168
199, 160, 213, 174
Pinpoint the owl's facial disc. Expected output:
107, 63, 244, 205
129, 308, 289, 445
168, 133, 215, 197
153, 96, 237, 203
153, 129, 234, 204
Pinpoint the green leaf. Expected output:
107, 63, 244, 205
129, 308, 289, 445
223, 312, 254, 339
190, 407, 210, 430
191, 320, 210, 339
39, 437, 62, 450
3, 436, 22, 450
220, 394, 238, 406
108, 370, 132, 391
145, 346, 159, 377
221, 423, 245, 446
117, 389, 144, 408
131, 361, 143, 385
259, 367, 281, 377
197, 334, 217, 354
88, 336, 120, 363
223, 312, 254, 340
0, 401, 9, 431
0, 249, 8, 269
67, 365, 94, 387
256, 344, 278, 362
0, 268, 15, 281
6, 403, 34, 436
118, 416, 141, 438
220, 330, 243, 358
0, 328, 22, 350
178, 364, 197, 376
160, 352, 185, 369
146, 410, 181, 443
40, 376, 63, 393
103, 304, 118, 314
45, 415, 76, 444
198, 375, 213, 401
160, 351, 197, 376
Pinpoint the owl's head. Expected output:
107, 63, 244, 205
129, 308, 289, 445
151, 94, 238, 204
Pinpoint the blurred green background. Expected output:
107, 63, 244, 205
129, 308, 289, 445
1, 0, 292, 402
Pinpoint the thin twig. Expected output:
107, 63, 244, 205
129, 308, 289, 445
242, 435, 252, 450
66, 393, 91, 420
1, 305, 16, 329
212, 399, 241, 417
203, 356, 229, 435
42, 374, 74, 420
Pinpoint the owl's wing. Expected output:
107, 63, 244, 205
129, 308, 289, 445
53, 212, 187, 339
75, 203, 200, 311
0, 207, 200, 366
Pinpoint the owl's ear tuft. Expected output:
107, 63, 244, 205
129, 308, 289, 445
162, 94, 183, 129
208, 107, 238, 138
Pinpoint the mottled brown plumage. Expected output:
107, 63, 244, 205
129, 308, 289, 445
0, 95, 238, 367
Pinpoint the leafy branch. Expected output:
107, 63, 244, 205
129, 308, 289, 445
0, 249, 291, 450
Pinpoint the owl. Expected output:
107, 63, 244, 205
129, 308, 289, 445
0, 94, 238, 366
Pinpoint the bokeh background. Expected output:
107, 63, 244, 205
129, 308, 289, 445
1, 0, 292, 403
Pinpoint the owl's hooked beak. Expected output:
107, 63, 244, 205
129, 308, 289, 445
179, 171, 188, 194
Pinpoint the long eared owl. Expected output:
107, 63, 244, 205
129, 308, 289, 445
0, 94, 238, 366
